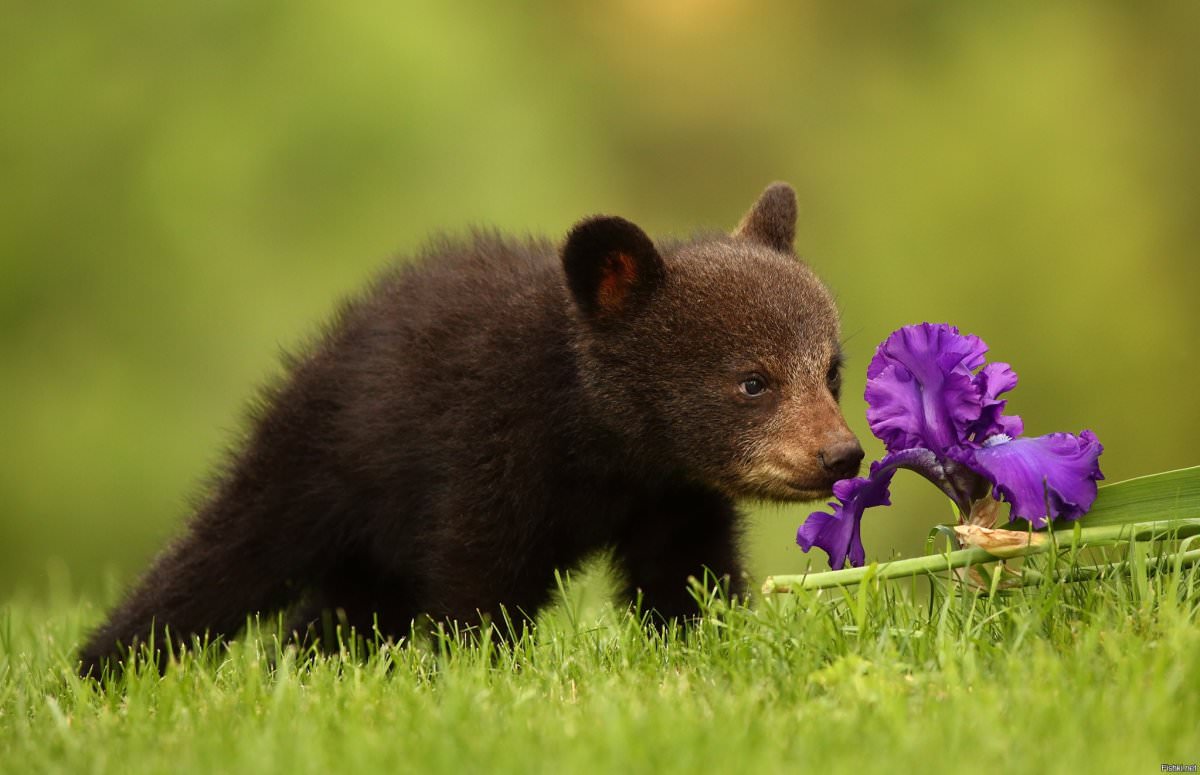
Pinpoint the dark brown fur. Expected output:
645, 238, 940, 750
78, 183, 862, 676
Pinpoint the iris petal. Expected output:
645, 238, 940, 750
956, 430, 1105, 528
796, 479, 879, 570
798, 448, 954, 568
968, 362, 1024, 440
865, 323, 990, 454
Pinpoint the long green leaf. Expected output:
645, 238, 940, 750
1069, 465, 1200, 527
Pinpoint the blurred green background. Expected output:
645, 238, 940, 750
2, 1, 1198, 599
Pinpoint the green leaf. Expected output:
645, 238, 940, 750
1068, 465, 1200, 528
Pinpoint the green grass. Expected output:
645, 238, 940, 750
2, 564, 1198, 775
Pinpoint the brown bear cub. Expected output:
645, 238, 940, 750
78, 182, 863, 676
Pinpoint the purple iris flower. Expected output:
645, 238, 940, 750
797, 323, 1104, 569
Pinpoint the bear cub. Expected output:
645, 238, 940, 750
79, 182, 863, 676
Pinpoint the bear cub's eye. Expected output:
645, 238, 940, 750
739, 375, 769, 398
826, 354, 843, 399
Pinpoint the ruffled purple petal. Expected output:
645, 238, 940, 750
957, 430, 1105, 528
865, 323, 989, 454
966, 362, 1024, 441
798, 448, 957, 568
797, 477, 881, 569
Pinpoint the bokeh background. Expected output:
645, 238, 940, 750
3, 1, 1198, 599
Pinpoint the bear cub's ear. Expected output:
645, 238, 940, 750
734, 182, 798, 253
562, 216, 665, 320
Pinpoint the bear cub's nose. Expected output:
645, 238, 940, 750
819, 440, 865, 481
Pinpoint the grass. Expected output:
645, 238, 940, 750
2, 562, 1198, 775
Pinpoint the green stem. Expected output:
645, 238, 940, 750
762, 547, 995, 593
762, 518, 1200, 593
1012, 546, 1200, 586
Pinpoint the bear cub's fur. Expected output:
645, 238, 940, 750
79, 182, 863, 676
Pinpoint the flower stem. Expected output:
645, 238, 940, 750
1011, 547, 1200, 586
762, 518, 1200, 593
